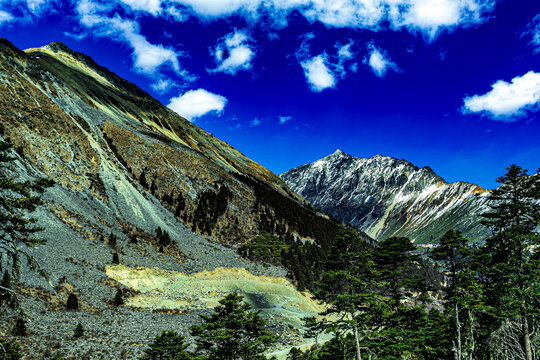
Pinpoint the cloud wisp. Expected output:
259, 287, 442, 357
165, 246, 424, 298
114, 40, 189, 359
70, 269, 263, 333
250, 118, 262, 127
209, 30, 255, 75
168, 88, 228, 121
522, 13, 540, 54
75, 0, 194, 84
462, 71, 540, 120
279, 116, 293, 124
364, 44, 399, 77
0, 10, 13, 24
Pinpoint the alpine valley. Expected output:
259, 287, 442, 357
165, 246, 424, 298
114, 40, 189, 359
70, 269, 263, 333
0, 38, 522, 360
0, 38, 342, 359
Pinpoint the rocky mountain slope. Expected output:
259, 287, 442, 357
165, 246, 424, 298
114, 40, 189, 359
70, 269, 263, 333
281, 150, 491, 244
0, 38, 341, 359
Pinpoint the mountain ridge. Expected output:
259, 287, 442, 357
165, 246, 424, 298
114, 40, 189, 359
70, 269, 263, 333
0, 38, 343, 358
281, 149, 491, 243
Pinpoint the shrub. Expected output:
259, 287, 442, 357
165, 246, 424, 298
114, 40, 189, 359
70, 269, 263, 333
114, 288, 124, 307
74, 322, 84, 338
0, 338, 22, 360
66, 293, 78, 310
12, 318, 26, 337
108, 233, 117, 248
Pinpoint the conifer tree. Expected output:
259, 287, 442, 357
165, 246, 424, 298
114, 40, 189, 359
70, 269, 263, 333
190, 292, 276, 360
478, 165, 539, 360
313, 228, 381, 360
429, 230, 482, 360
0, 338, 22, 360
0, 141, 54, 276
139, 331, 193, 360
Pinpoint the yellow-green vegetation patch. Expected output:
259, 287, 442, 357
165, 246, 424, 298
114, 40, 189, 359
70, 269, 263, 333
127, 295, 190, 309
105, 265, 323, 322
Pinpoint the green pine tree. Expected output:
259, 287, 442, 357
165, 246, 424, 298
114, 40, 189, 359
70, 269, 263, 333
0, 140, 54, 277
429, 230, 483, 360
478, 165, 540, 360
313, 228, 383, 360
190, 292, 276, 360
139, 330, 193, 360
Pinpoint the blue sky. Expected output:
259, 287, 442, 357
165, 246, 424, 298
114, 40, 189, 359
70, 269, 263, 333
1, 0, 539, 189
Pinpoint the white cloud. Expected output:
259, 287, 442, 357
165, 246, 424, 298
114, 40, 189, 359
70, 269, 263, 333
168, 88, 228, 121
118, 0, 162, 15
523, 13, 540, 54
301, 54, 336, 92
0, 10, 13, 24
209, 30, 255, 75
279, 115, 293, 124
334, 40, 356, 77
297, 37, 357, 92
163, 0, 493, 38
462, 71, 540, 120
337, 41, 354, 60
167, 0, 258, 18
391, 0, 464, 38
25, 0, 57, 14
76, 0, 184, 76
151, 78, 176, 93
250, 118, 262, 127
364, 44, 399, 77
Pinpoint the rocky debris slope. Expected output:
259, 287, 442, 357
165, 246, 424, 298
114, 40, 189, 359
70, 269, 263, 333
282, 150, 491, 243
0, 38, 338, 358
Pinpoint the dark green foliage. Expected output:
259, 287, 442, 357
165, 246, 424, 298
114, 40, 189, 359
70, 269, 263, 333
0, 140, 54, 276
191, 184, 231, 235
11, 318, 26, 337
174, 193, 185, 217
374, 236, 425, 308
0, 269, 13, 303
74, 322, 84, 338
139, 170, 148, 189
311, 229, 384, 360
0, 338, 22, 360
190, 292, 276, 360
238, 231, 326, 290
238, 232, 288, 264
139, 331, 193, 360
429, 230, 481, 360
66, 292, 78, 310
114, 288, 124, 307
475, 165, 540, 360
156, 227, 172, 247
287, 347, 307, 360
108, 232, 117, 247
232, 173, 340, 250
112, 252, 119, 264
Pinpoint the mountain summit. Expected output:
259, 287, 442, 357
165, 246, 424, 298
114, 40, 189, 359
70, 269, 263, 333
281, 150, 491, 243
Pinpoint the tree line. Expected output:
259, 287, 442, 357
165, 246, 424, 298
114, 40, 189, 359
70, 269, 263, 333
0, 135, 538, 360
292, 164, 539, 360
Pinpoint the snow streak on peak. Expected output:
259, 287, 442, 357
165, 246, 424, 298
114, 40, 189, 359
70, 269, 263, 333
281, 152, 490, 243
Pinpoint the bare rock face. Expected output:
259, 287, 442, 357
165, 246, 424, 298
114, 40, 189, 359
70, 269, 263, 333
0, 38, 340, 358
281, 150, 492, 243
0, 38, 335, 247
